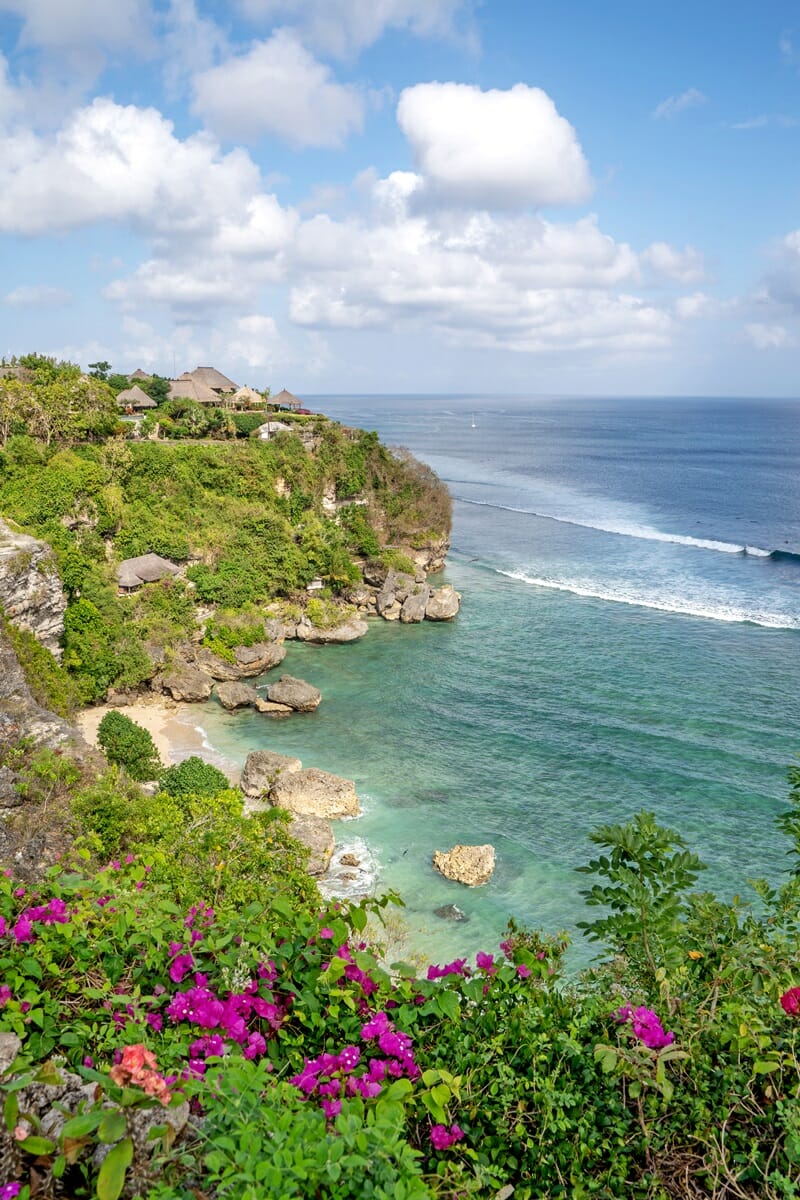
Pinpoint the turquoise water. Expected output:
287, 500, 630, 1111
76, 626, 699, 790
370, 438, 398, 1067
190, 396, 800, 966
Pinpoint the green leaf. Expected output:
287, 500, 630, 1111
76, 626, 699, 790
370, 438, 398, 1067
385, 1078, 413, 1100
436, 990, 460, 1020
752, 1059, 781, 1075
4, 1091, 18, 1132
61, 1110, 104, 1138
98, 1109, 128, 1143
19, 1134, 56, 1155
97, 1136, 133, 1200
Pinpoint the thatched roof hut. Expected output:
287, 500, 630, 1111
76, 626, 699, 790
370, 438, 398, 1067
167, 373, 220, 405
189, 366, 237, 393
116, 554, 180, 592
232, 385, 264, 409
272, 387, 302, 411
128, 368, 152, 381
116, 385, 156, 411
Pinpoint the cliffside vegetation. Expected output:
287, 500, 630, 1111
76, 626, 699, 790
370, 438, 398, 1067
0, 355, 451, 705
0, 731, 799, 1198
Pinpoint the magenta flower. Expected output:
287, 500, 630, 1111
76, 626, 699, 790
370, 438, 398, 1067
319, 927, 334, 939
516, 964, 532, 979
427, 958, 468, 981
430, 1123, 465, 1150
0, 1183, 22, 1199
614, 1004, 674, 1049
321, 1098, 341, 1119
11, 915, 34, 944
169, 953, 195, 984
475, 951, 495, 973
0, 986, 11, 1007
780, 986, 800, 1016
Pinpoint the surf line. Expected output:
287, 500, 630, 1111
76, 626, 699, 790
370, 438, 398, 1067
496, 569, 800, 631
456, 497, 778, 559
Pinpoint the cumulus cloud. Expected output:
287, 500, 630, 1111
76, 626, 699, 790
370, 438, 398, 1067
642, 241, 707, 284
0, 0, 151, 53
192, 30, 364, 147
0, 98, 262, 236
652, 88, 707, 119
674, 292, 718, 320
397, 82, 592, 209
235, 0, 472, 57
4, 284, 72, 307
744, 322, 794, 349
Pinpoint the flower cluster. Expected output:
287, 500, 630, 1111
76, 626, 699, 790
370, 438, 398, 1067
109, 1043, 172, 1106
614, 1004, 675, 1050
0, 1183, 21, 1200
291, 1010, 420, 1118
0, 895, 71, 944
166, 971, 288, 1073
427, 958, 469, 981
330, 943, 379, 997
430, 1123, 465, 1150
780, 986, 800, 1016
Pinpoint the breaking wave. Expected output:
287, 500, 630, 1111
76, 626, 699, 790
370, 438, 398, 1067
497, 570, 800, 630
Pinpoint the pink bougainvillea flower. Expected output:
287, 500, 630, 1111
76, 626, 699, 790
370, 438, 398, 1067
476, 951, 496, 973
319, 927, 334, 939
614, 1004, 674, 1049
11, 915, 34, 944
321, 1098, 341, 1119
780, 986, 800, 1016
516, 964, 532, 979
0, 1182, 21, 1199
430, 1123, 465, 1150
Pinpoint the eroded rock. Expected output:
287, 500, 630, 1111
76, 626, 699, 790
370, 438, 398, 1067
0, 519, 67, 657
432, 843, 496, 887
154, 664, 213, 702
400, 583, 431, 623
266, 674, 321, 712
295, 617, 369, 643
270, 767, 360, 819
240, 749, 302, 797
287, 813, 335, 876
216, 681, 258, 710
425, 585, 461, 621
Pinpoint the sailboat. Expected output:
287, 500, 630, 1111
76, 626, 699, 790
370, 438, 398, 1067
471, 413, 477, 429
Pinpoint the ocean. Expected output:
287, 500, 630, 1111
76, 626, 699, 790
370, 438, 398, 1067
193, 395, 800, 966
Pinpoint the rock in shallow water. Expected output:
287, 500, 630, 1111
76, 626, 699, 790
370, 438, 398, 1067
270, 767, 360, 819
215, 681, 258, 710
432, 843, 495, 887
240, 749, 302, 797
266, 674, 321, 712
434, 903, 468, 922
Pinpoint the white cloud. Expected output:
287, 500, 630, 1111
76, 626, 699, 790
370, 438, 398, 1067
675, 291, 717, 320
192, 30, 364, 147
4, 284, 71, 307
731, 114, 800, 130
397, 82, 592, 209
0, 0, 151, 53
161, 0, 228, 97
652, 88, 707, 119
642, 241, 707, 284
0, 98, 262, 236
744, 322, 794, 349
235, 0, 472, 57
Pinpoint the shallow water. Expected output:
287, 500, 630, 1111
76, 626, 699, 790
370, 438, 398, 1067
192, 396, 800, 966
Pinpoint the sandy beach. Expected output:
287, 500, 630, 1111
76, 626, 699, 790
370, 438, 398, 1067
75, 698, 238, 781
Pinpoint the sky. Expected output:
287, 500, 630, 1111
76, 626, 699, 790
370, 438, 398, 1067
1, 0, 800, 396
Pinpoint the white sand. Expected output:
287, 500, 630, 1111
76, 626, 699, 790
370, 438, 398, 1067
75, 697, 238, 780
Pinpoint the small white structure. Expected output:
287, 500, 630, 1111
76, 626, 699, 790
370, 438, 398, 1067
258, 420, 293, 440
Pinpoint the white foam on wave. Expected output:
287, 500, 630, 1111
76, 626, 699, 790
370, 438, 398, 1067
458, 497, 772, 558
497, 569, 800, 630
317, 837, 379, 902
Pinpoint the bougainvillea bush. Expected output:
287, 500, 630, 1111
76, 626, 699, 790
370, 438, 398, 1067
0, 770, 800, 1198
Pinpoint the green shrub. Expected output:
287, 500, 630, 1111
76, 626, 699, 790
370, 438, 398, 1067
233, 412, 267, 437
97, 711, 163, 781
159, 755, 230, 799
2, 614, 79, 717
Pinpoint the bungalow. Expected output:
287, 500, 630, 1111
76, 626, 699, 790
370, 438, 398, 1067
166, 373, 220, 405
271, 387, 302, 412
128, 368, 152, 382
231, 384, 265, 409
116, 553, 180, 593
116, 385, 157, 412
187, 366, 238, 395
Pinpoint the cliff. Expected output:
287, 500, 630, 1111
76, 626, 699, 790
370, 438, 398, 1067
0, 518, 66, 658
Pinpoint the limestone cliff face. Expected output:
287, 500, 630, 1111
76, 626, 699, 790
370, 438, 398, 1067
0, 519, 67, 659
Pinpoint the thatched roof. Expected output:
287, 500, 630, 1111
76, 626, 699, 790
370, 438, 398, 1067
232, 385, 264, 407
272, 387, 301, 410
129, 368, 152, 381
116, 554, 180, 590
167, 374, 220, 405
116, 385, 156, 410
189, 366, 237, 393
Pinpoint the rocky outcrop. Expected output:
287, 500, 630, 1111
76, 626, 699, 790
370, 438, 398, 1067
0, 623, 83, 754
266, 675, 321, 712
254, 697, 293, 715
432, 843, 496, 887
287, 813, 335, 876
270, 767, 360, 819
195, 642, 286, 681
434, 904, 468, 922
153, 664, 214, 702
0, 518, 67, 658
295, 616, 369, 643
400, 583, 431, 624
240, 749, 302, 798
215, 681, 258, 710
425, 585, 461, 621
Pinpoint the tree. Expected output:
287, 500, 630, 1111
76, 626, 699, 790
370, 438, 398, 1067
88, 361, 112, 380
97, 711, 163, 781
160, 756, 230, 799
141, 375, 171, 405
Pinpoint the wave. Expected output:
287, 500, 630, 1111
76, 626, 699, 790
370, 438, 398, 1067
497, 570, 800, 630
457, 497, 779, 558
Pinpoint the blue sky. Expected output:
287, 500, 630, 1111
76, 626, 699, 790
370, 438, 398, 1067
1, 0, 799, 395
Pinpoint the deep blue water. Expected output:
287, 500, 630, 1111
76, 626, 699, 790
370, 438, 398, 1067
195, 396, 800, 965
